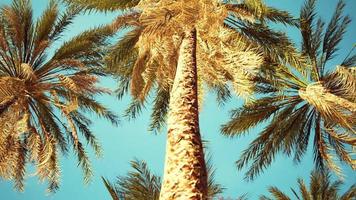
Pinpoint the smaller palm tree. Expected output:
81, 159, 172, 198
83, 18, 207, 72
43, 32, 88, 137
102, 157, 224, 200
0, 0, 118, 191
221, 0, 355, 180
260, 170, 356, 200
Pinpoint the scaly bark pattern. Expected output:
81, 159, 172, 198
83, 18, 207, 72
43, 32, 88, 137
159, 29, 207, 200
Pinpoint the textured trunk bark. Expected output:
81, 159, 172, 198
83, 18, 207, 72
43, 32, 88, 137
159, 28, 208, 200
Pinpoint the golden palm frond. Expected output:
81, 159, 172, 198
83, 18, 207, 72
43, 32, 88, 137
63, 0, 140, 12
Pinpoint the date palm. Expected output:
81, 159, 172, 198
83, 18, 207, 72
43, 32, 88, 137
66, 0, 302, 198
222, 0, 355, 180
0, 0, 118, 192
102, 157, 224, 200
260, 170, 356, 200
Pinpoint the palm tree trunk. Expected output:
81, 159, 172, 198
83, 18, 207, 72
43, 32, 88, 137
159, 28, 208, 200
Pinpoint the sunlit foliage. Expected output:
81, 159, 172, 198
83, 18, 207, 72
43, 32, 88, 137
222, 0, 355, 180
102, 157, 224, 200
66, 0, 301, 133
0, 0, 118, 191
260, 170, 356, 200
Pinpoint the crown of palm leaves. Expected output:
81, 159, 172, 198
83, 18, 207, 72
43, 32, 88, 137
222, 0, 355, 180
0, 0, 118, 192
260, 170, 356, 200
102, 156, 224, 200
64, 0, 303, 133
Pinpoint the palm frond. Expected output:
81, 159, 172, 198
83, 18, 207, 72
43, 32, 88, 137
206, 155, 224, 198
49, 5, 80, 41
105, 29, 140, 73
34, 0, 58, 47
221, 96, 297, 136
341, 47, 356, 67
123, 99, 145, 120
148, 88, 170, 133
63, 0, 140, 12
297, 179, 311, 200
102, 177, 120, 200
116, 159, 161, 200
75, 141, 92, 184
340, 185, 356, 200
51, 25, 112, 61
268, 187, 291, 200
320, 0, 351, 71
227, 0, 298, 26
225, 18, 305, 72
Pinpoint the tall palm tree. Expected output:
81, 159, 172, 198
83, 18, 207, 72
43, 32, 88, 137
222, 0, 355, 180
102, 157, 224, 200
66, 0, 302, 198
0, 0, 118, 192
260, 170, 356, 200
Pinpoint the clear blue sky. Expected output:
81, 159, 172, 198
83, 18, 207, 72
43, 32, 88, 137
0, 0, 355, 199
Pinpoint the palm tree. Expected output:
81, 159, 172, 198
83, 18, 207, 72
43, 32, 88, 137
0, 0, 118, 192
66, 0, 302, 198
102, 157, 224, 200
222, 0, 355, 180
260, 170, 356, 200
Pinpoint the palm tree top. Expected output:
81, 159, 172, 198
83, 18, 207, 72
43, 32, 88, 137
0, 0, 118, 192
102, 157, 224, 200
222, 0, 355, 180
65, 0, 303, 134
260, 170, 356, 200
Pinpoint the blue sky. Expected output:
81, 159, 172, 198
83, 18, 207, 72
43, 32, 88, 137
0, 0, 355, 199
